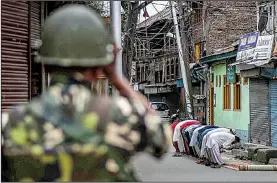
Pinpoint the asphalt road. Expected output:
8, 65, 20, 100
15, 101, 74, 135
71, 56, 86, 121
132, 147, 277, 182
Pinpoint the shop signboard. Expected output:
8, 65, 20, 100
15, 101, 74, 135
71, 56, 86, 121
253, 35, 274, 60
236, 32, 259, 62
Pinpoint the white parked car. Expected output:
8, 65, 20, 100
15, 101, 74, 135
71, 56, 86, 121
149, 102, 170, 120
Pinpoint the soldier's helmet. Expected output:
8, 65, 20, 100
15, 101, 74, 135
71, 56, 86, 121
36, 4, 114, 67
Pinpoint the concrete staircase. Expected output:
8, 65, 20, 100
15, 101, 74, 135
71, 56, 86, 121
231, 143, 277, 165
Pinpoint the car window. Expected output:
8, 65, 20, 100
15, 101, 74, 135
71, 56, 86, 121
151, 103, 169, 111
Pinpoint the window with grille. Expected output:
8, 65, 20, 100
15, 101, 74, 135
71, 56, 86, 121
233, 74, 241, 110
192, 1, 203, 24
155, 71, 159, 83
166, 61, 170, 80
176, 61, 180, 78
137, 66, 141, 82
166, 59, 175, 81
223, 75, 231, 110
170, 60, 175, 80
155, 70, 162, 83
145, 65, 149, 81
141, 66, 145, 81
159, 70, 163, 83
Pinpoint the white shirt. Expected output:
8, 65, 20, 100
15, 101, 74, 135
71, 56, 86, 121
172, 121, 190, 142
207, 132, 235, 149
205, 128, 231, 142
200, 128, 231, 156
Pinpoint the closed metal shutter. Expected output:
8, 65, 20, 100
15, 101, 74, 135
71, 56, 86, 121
1, 1, 30, 111
270, 80, 277, 147
249, 79, 270, 146
30, 2, 41, 45
30, 1, 42, 97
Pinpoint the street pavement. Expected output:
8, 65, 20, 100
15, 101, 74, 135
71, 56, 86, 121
132, 146, 277, 182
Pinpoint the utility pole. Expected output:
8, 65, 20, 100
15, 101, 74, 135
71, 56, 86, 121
110, 1, 123, 80
110, 1, 122, 96
170, 1, 193, 119
177, 1, 194, 119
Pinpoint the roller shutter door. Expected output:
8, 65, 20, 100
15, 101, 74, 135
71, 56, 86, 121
1, 1, 30, 111
270, 80, 277, 147
249, 79, 270, 146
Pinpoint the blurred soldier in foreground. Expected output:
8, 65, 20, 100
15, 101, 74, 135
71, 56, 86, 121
1, 5, 171, 182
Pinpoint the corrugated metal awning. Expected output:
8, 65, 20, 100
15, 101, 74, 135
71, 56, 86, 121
199, 50, 237, 64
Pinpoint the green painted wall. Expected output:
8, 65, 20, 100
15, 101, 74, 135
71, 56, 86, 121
211, 63, 250, 131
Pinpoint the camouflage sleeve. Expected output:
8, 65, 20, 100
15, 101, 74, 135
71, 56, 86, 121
107, 96, 172, 159
2, 108, 28, 149
2, 106, 43, 151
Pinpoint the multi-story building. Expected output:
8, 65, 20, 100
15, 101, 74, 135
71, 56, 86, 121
188, 1, 257, 128
132, 1, 258, 121
197, 1, 277, 147
227, 1, 277, 146
188, 1, 257, 62
133, 7, 181, 114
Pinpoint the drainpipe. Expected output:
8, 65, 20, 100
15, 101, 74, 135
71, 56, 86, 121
239, 165, 277, 171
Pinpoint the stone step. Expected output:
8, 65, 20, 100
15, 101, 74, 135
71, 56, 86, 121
248, 147, 269, 160
243, 142, 266, 149
269, 158, 277, 165
257, 149, 277, 164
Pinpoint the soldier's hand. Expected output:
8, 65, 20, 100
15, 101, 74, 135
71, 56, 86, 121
103, 44, 118, 78
103, 61, 116, 79
103, 44, 153, 113
104, 70, 153, 113
108, 76, 153, 112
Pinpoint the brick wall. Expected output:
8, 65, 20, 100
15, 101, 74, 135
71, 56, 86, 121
190, 1, 257, 55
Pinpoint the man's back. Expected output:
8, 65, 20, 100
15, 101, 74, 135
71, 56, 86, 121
2, 74, 171, 181
208, 132, 235, 148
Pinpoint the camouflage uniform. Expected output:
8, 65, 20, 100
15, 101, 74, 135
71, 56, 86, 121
2, 73, 171, 181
